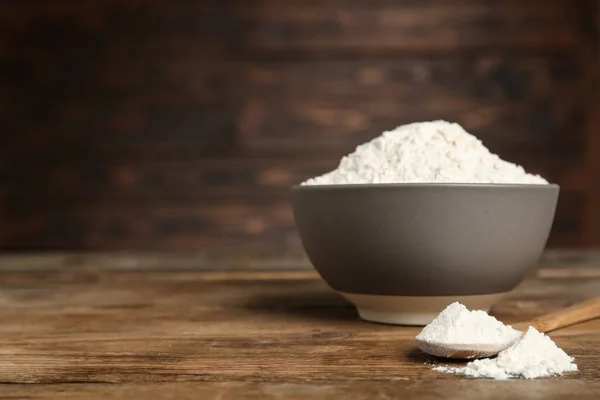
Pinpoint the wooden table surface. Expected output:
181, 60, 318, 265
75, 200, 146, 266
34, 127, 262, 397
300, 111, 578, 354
0, 251, 599, 399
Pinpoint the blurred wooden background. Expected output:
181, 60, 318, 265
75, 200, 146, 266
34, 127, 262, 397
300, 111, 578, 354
0, 0, 598, 253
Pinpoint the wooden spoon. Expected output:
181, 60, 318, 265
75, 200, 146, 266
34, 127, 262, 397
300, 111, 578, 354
416, 297, 600, 359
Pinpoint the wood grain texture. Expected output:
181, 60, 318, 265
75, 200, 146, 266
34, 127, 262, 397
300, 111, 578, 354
239, 0, 580, 53
235, 57, 585, 154
0, 188, 586, 251
0, 0, 598, 251
581, 0, 600, 247
528, 296, 600, 333
0, 252, 597, 399
1, 381, 599, 400
0, 381, 599, 400
0, 200, 301, 252
2, 55, 585, 158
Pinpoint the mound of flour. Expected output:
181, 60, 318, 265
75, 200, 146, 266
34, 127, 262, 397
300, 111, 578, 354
434, 326, 578, 379
302, 121, 548, 185
419, 303, 578, 380
416, 302, 520, 347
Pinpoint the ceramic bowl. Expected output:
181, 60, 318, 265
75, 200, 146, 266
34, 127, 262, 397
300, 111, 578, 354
291, 183, 559, 325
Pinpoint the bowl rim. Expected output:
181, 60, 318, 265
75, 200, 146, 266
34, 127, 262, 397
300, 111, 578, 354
292, 182, 560, 191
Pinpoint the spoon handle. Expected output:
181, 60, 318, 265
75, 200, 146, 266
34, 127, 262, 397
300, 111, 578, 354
529, 297, 600, 333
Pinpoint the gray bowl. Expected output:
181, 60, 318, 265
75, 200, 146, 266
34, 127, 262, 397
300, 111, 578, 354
291, 183, 559, 325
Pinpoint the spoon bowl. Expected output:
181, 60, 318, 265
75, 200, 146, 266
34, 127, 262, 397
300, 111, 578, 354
416, 333, 521, 359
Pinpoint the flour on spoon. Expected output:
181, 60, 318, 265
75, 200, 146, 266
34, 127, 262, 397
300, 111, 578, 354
417, 302, 578, 379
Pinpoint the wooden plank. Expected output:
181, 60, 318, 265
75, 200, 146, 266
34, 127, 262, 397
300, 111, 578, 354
1, 55, 584, 160
0, 253, 313, 273
0, 249, 598, 273
581, 0, 600, 246
1, 104, 241, 160
0, 0, 579, 61
1, 380, 600, 400
548, 189, 587, 246
236, 100, 584, 154
0, 151, 589, 203
0, 0, 576, 59
541, 249, 600, 268
0, 158, 338, 199
0, 0, 596, 253
0, 188, 587, 251
0, 0, 239, 55
235, 57, 585, 153
239, 0, 579, 54
0, 260, 595, 392
0, 0, 244, 160
0, 200, 300, 252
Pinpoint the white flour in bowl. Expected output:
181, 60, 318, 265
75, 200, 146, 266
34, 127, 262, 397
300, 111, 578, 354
419, 303, 578, 379
302, 120, 548, 185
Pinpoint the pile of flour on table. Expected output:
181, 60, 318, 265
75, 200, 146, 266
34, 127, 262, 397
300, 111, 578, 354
302, 121, 548, 185
418, 302, 578, 379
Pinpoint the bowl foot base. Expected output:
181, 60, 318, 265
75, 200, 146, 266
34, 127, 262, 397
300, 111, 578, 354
339, 292, 506, 326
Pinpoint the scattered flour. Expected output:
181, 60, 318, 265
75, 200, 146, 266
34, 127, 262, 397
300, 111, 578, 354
419, 303, 578, 380
438, 326, 578, 379
302, 121, 548, 185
